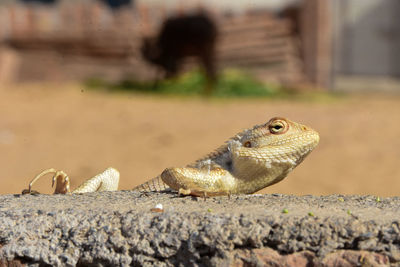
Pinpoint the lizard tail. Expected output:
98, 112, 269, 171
132, 176, 170, 192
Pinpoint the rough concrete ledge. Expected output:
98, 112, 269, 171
0, 191, 399, 266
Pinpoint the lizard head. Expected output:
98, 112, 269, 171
236, 117, 320, 163
225, 117, 319, 193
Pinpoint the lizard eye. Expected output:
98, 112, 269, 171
269, 120, 287, 134
243, 141, 252, 148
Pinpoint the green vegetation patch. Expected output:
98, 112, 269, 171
85, 69, 282, 98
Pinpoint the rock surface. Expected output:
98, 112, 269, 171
0, 192, 399, 266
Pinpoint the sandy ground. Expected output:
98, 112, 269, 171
0, 82, 399, 196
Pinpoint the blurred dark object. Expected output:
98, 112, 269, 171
100, 0, 132, 9
141, 13, 217, 95
277, 4, 304, 67
0, 2, 327, 90
278, 4, 301, 36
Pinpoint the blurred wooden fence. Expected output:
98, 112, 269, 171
0, 1, 330, 87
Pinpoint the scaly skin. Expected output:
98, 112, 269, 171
133, 117, 319, 196
72, 168, 119, 194
25, 117, 319, 196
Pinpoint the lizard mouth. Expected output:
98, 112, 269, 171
267, 129, 319, 148
300, 130, 320, 149
297, 130, 320, 158
309, 130, 320, 147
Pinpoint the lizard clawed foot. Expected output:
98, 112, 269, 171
22, 168, 71, 195
178, 188, 209, 201
21, 189, 41, 195
178, 188, 192, 196
203, 191, 207, 201
139, 191, 150, 197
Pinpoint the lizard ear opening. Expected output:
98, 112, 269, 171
243, 141, 252, 148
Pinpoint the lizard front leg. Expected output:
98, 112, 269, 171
161, 166, 235, 196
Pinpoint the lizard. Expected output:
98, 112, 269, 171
23, 117, 319, 196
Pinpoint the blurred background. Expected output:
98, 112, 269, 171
0, 0, 399, 195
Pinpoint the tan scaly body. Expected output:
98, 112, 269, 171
134, 117, 319, 196
25, 117, 319, 196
